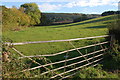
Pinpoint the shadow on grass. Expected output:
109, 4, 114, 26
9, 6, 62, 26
52, 16, 113, 28
84, 25, 107, 29
34, 16, 113, 29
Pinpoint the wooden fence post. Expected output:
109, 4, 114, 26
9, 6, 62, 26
110, 35, 115, 49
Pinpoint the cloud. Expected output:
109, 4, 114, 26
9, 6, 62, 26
38, 3, 62, 12
2, 0, 80, 2
65, 0, 89, 7
65, 0, 119, 7
37, 0, 119, 12
112, 3, 119, 6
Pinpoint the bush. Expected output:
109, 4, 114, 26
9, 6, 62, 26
73, 65, 119, 79
103, 14, 120, 73
108, 19, 120, 44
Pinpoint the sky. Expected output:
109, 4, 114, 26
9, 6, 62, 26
1, 0, 120, 14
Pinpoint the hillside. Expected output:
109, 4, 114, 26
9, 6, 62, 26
2, 2, 120, 79
3, 15, 116, 41
3, 14, 120, 79
42, 13, 100, 24
3, 15, 116, 56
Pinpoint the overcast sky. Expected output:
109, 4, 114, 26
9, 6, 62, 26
1, 0, 119, 14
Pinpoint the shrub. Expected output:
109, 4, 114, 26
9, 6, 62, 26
103, 14, 120, 73
108, 19, 120, 44
73, 65, 119, 79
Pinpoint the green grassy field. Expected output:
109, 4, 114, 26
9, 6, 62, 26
3, 15, 116, 56
3, 15, 120, 79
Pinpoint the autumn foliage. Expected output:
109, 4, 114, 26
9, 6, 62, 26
2, 3, 41, 31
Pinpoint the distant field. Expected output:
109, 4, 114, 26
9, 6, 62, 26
3, 15, 116, 56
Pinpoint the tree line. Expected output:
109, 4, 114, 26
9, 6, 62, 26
41, 13, 100, 25
101, 11, 120, 16
2, 2, 101, 30
2, 2, 120, 31
2, 3, 41, 31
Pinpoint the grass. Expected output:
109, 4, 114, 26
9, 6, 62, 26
3, 15, 120, 78
3, 15, 117, 42
3, 15, 117, 56
73, 66, 119, 79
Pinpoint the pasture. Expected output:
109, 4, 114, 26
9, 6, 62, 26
3, 15, 116, 56
3, 15, 119, 79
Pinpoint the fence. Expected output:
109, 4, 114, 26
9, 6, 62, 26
5, 35, 111, 79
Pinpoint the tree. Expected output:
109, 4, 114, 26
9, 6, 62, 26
101, 11, 116, 16
2, 6, 30, 30
73, 14, 88, 22
39, 13, 52, 26
19, 7, 24, 13
20, 3, 41, 25
11, 7, 31, 26
108, 19, 120, 44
